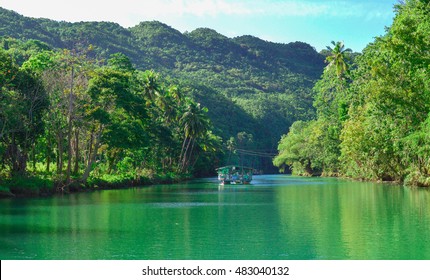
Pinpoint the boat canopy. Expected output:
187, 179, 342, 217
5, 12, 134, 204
216, 165, 253, 184
216, 165, 253, 173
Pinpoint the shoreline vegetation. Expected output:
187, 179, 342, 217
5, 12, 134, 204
0, 173, 192, 198
274, 0, 430, 188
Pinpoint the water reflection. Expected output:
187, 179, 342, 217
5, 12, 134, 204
274, 177, 430, 259
0, 175, 429, 259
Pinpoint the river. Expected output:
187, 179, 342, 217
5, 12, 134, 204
1, 175, 429, 259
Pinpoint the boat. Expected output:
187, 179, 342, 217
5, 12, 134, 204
216, 165, 253, 185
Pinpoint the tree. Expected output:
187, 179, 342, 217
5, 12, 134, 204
0, 50, 49, 176
83, 67, 130, 181
1, 38, 224, 191
273, 120, 323, 175
107, 52, 135, 72
325, 41, 352, 78
179, 100, 210, 172
338, 0, 430, 182
137, 70, 161, 106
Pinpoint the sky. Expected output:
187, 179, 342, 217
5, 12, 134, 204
0, 0, 398, 52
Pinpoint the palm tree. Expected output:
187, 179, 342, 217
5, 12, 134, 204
325, 41, 352, 78
179, 101, 210, 172
167, 85, 182, 106
138, 70, 161, 106
157, 85, 182, 123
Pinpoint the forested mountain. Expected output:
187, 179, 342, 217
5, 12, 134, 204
0, 7, 325, 172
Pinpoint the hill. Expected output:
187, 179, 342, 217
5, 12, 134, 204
0, 7, 325, 172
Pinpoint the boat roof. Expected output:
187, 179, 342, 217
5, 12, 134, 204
216, 165, 253, 171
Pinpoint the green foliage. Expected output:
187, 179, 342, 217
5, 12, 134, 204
275, 0, 430, 186
0, 35, 220, 194
0, 48, 49, 176
107, 53, 135, 72
0, 48, 19, 88
401, 114, 430, 186
0, 7, 325, 172
338, 0, 430, 183
5, 175, 53, 190
325, 41, 352, 78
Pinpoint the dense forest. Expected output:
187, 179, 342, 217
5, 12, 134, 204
274, 0, 430, 187
0, 6, 325, 195
0, 7, 325, 174
0, 41, 222, 194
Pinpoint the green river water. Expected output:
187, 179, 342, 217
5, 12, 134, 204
1, 175, 429, 260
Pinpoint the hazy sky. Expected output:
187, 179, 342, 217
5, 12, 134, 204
0, 0, 398, 51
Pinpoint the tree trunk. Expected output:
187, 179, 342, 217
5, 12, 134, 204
46, 135, 51, 173
66, 66, 75, 183
178, 136, 188, 171
32, 143, 36, 171
57, 130, 63, 174
181, 137, 193, 172
66, 124, 72, 181
82, 126, 103, 183
185, 138, 196, 171
87, 129, 94, 166
179, 137, 188, 165
9, 136, 28, 176
74, 128, 79, 175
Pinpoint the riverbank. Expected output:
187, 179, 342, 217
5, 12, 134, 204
289, 170, 429, 188
0, 173, 192, 198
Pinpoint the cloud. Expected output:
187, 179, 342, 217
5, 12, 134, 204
128, 0, 253, 18
1, 0, 394, 26
127, 0, 391, 19
127, 0, 341, 18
